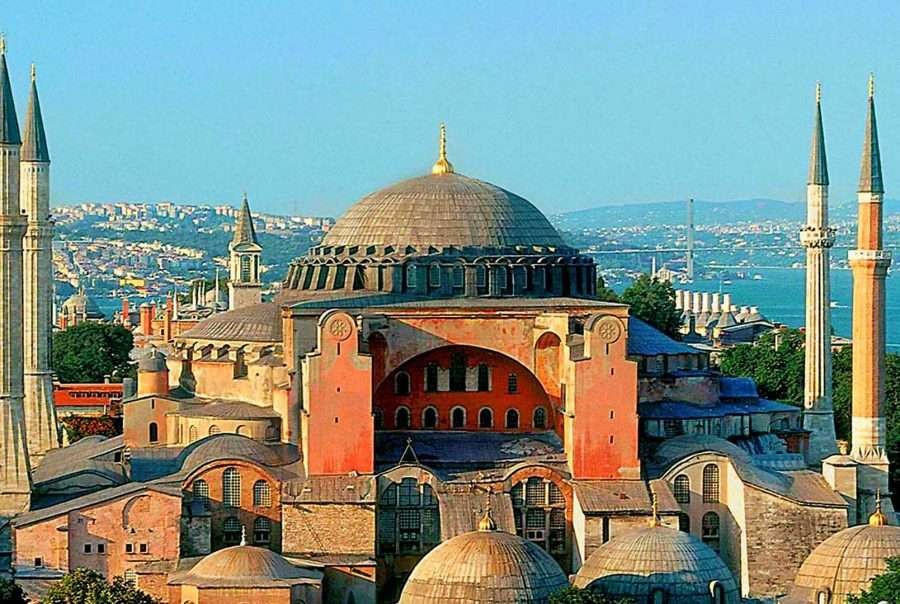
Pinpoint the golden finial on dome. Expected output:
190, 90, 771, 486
869, 490, 889, 526
478, 506, 497, 532
649, 492, 660, 527
431, 122, 454, 175
868, 73, 875, 99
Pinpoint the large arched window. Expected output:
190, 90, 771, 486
510, 478, 567, 558
451, 406, 466, 429
395, 406, 411, 429
702, 512, 720, 551
425, 364, 438, 392
377, 478, 440, 555
394, 372, 411, 396
253, 480, 271, 507
452, 265, 464, 288
209, 425, 221, 436
148, 422, 158, 443
673, 475, 691, 504
254, 516, 271, 544
428, 264, 441, 288
703, 464, 719, 503
505, 409, 520, 429
223, 468, 241, 507
422, 406, 438, 429
193, 479, 209, 511
533, 407, 547, 430
223, 516, 241, 544
478, 407, 493, 429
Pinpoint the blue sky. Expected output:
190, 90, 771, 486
4, 1, 900, 216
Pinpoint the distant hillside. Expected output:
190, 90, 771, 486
550, 198, 900, 229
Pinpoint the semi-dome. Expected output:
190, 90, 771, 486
786, 501, 900, 604
178, 433, 289, 474
180, 300, 282, 342
399, 511, 569, 603
573, 522, 739, 604
60, 289, 104, 320
170, 542, 319, 588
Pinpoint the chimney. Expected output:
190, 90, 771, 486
711, 293, 721, 313
139, 303, 153, 337
723, 293, 733, 312
701, 292, 711, 313
675, 290, 683, 310
692, 292, 702, 314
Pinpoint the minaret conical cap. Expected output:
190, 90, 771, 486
858, 73, 884, 194
232, 193, 259, 246
808, 82, 828, 186
0, 35, 21, 145
22, 64, 49, 162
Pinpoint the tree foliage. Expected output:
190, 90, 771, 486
61, 414, 121, 444
595, 276, 620, 303
550, 586, 633, 604
620, 274, 682, 338
42, 568, 159, 604
0, 577, 28, 604
847, 556, 900, 603
52, 322, 134, 383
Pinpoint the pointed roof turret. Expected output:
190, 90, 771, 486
231, 193, 259, 246
0, 35, 21, 145
22, 64, 49, 162
808, 82, 828, 186
859, 73, 884, 194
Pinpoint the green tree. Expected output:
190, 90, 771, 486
620, 274, 682, 338
550, 586, 633, 604
719, 329, 806, 406
42, 569, 159, 604
52, 322, 135, 383
847, 556, 900, 603
0, 577, 28, 604
595, 276, 620, 303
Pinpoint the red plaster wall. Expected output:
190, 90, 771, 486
376, 346, 553, 432
571, 315, 640, 479
304, 312, 374, 475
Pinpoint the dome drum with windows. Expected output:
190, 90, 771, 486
283, 125, 596, 299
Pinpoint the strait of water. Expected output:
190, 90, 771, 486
668, 267, 900, 351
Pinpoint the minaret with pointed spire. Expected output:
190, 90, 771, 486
21, 62, 58, 464
228, 193, 262, 310
849, 74, 894, 520
0, 36, 33, 515
801, 82, 838, 465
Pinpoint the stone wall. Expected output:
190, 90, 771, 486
282, 503, 375, 557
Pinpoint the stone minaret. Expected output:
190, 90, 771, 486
849, 75, 894, 519
21, 64, 58, 463
228, 194, 262, 310
0, 38, 32, 515
801, 83, 838, 465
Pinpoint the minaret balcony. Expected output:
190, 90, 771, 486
848, 249, 892, 263
799, 227, 836, 248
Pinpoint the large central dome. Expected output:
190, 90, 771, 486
322, 172, 564, 250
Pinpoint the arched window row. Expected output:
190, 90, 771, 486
703, 464, 720, 503
673, 474, 690, 504
253, 480, 271, 507
510, 477, 567, 555
397, 261, 596, 298
223, 467, 241, 508
380, 405, 548, 431
394, 357, 492, 395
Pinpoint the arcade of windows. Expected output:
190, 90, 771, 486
377, 478, 441, 555
670, 465, 721, 552
192, 470, 274, 546
383, 405, 548, 431
511, 478, 567, 556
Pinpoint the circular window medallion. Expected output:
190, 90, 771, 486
329, 317, 352, 341
596, 317, 622, 343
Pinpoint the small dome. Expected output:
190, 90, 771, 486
61, 290, 104, 319
573, 525, 739, 604
322, 172, 565, 251
787, 520, 900, 603
137, 348, 167, 372
174, 544, 316, 588
399, 516, 568, 603
178, 433, 287, 474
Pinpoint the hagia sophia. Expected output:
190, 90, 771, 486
1, 37, 900, 604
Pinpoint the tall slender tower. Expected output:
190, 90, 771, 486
801, 83, 838, 464
0, 38, 32, 515
849, 74, 893, 519
686, 198, 695, 281
228, 194, 262, 310
21, 64, 58, 463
